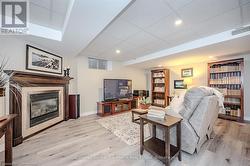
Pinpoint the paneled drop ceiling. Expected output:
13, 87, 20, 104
30, 0, 70, 31
80, 0, 250, 61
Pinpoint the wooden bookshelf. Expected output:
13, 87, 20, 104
208, 58, 244, 122
151, 69, 170, 108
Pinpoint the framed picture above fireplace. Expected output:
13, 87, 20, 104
26, 45, 63, 74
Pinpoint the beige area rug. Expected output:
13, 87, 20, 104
97, 112, 150, 145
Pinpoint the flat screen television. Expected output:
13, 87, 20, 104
104, 79, 132, 101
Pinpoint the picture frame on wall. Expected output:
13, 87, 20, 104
26, 45, 63, 75
181, 68, 193, 77
174, 80, 187, 89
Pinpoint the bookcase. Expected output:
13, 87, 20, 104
151, 69, 170, 108
208, 58, 244, 122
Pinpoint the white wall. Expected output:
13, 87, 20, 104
76, 56, 147, 116
0, 37, 76, 91
168, 62, 207, 95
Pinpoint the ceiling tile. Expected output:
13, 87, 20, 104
30, 0, 51, 10
103, 19, 141, 40
177, 0, 239, 26
85, 33, 122, 54
145, 13, 180, 39
30, 3, 50, 27
52, 0, 70, 15
124, 31, 161, 48
165, 0, 193, 10
50, 13, 65, 30
194, 8, 241, 37
120, 0, 173, 28
242, 3, 250, 25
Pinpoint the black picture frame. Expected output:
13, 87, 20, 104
181, 68, 193, 78
174, 80, 187, 89
26, 45, 63, 75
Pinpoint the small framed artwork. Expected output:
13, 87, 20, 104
26, 45, 63, 74
174, 80, 187, 89
181, 68, 193, 78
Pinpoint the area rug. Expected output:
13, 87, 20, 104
97, 112, 150, 145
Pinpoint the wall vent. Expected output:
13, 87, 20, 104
232, 26, 250, 36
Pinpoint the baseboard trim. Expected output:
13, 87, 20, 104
81, 111, 95, 117
244, 116, 250, 123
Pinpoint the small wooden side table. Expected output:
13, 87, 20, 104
140, 115, 182, 166
0, 114, 17, 166
131, 109, 148, 124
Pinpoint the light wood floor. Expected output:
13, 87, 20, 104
1, 115, 250, 166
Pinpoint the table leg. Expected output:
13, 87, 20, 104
177, 122, 182, 161
132, 112, 134, 122
140, 117, 144, 155
165, 127, 170, 166
152, 124, 156, 138
5, 123, 13, 166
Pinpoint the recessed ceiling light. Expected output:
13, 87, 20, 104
158, 64, 163, 67
175, 19, 183, 26
116, 49, 121, 54
208, 56, 214, 59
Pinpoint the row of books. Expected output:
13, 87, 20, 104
154, 78, 165, 83
210, 63, 240, 73
154, 87, 165, 92
224, 106, 241, 117
210, 72, 241, 84
218, 89, 241, 96
210, 84, 241, 96
209, 77, 241, 85
210, 72, 241, 78
224, 98, 241, 105
153, 72, 165, 78
153, 99, 165, 106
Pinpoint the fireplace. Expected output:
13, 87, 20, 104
22, 87, 64, 138
29, 91, 59, 127
6, 70, 72, 146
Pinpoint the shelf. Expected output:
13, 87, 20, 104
152, 91, 165, 94
152, 103, 165, 107
209, 83, 241, 85
208, 58, 244, 122
151, 69, 169, 108
218, 114, 241, 122
153, 77, 165, 79
143, 137, 179, 161
223, 102, 241, 106
210, 70, 241, 74
224, 95, 242, 98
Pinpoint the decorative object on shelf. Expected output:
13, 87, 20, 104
0, 58, 9, 116
64, 66, 70, 76
181, 68, 193, 78
139, 97, 151, 109
151, 69, 170, 108
26, 45, 63, 75
174, 80, 187, 89
208, 58, 244, 122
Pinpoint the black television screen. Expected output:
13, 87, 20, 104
104, 79, 132, 101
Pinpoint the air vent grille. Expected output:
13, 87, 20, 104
232, 26, 250, 36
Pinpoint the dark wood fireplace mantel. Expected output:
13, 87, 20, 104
5, 70, 73, 146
